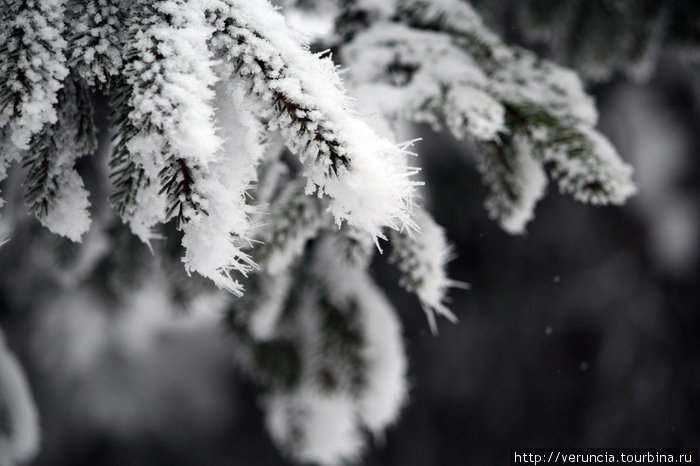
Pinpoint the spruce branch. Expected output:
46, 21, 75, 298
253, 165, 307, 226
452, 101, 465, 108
22, 75, 96, 241
339, 0, 636, 233
208, 0, 419, 239
107, 76, 163, 241
119, 0, 220, 230
0, 0, 69, 150
260, 236, 408, 465
67, 0, 125, 87
0, 2, 649, 464
475, 133, 548, 233
109, 0, 263, 295
390, 207, 465, 333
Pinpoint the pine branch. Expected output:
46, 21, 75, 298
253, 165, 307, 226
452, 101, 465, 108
272, 91, 349, 176
209, 0, 418, 239
389, 207, 463, 332
503, 103, 636, 204
341, 22, 506, 140
22, 75, 96, 241
339, 0, 636, 232
109, 0, 263, 294
120, 0, 219, 229
259, 237, 408, 465
475, 132, 548, 233
107, 76, 162, 241
0, 0, 69, 150
158, 157, 208, 229
67, 0, 125, 87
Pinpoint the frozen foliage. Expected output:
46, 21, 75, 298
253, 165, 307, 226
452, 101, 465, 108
23, 76, 96, 240
0, 0, 640, 464
260, 238, 407, 465
344, 23, 505, 140
476, 133, 547, 233
209, 0, 419, 239
179, 82, 263, 295
266, 387, 362, 465
339, 0, 636, 233
68, 0, 124, 86
390, 208, 464, 332
0, 0, 68, 150
0, 330, 40, 466
0, 0, 70, 218
118, 0, 239, 293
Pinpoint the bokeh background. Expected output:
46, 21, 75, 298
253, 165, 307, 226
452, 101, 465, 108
1, 2, 699, 465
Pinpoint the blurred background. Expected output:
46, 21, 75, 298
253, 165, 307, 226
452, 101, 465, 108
1, 1, 699, 465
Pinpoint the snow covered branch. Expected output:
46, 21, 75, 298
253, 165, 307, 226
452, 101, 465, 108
230, 237, 408, 465
0, 0, 643, 463
339, 0, 636, 233
208, 0, 419, 239
23, 75, 95, 241
390, 207, 463, 332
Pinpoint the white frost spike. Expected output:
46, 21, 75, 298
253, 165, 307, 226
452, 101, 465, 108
265, 386, 363, 466
313, 131, 420, 240
0, 330, 40, 466
390, 208, 465, 333
181, 82, 265, 295
211, 0, 419, 239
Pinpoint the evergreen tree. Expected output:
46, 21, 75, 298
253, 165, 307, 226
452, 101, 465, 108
0, 0, 643, 464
